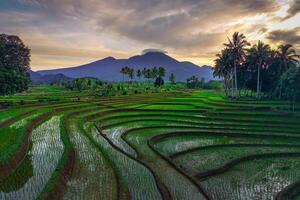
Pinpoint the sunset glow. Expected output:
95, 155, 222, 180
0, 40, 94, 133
0, 0, 299, 70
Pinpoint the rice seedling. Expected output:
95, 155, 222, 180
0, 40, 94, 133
102, 127, 138, 157
0, 116, 64, 200
200, 156, 300, 200
88, 126, 163, 200
174, 145, 300, 176
63, 122, 117, 200
1, 86, 299, 199
124, 127, 208, 200
9, 113, 41, 129
154, 135, 300, 157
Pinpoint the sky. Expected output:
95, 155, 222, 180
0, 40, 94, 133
0, 0, 299, 71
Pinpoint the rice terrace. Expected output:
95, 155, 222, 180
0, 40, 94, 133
1, 0, 300, 200
0, 85, 299, 200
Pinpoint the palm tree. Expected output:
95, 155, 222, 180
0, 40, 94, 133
169, 73, 176, 84
248, 41, 271, 99
276, 44, 300, 73
144, 69, 152, 82
224, 32, 250, 97
128, 68, 135, 82
158, 67, 165, 78
151, 67, 158, 80
137, 69, 142, 81
120, 67, 126, 82
214, 48, 234, 97
276, 44, 300, 98
142, 67, 147, 76
120, 66, 130, 82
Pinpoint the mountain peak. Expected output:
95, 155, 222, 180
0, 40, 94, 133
38, 52, 217, 82
143, 51, 166, 56
101, 56, 116, 61
128, 51, 178, 64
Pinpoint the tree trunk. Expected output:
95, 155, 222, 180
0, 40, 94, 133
279, 79, 282, 100
293, 94, 295, 113
231, 70, 234, 98
223, 77, 227, 97
256, 62, 261, 99
225, 76, 230, 97
234, 61, 238, 98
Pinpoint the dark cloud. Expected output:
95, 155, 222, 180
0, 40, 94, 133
267, 27, 300, 44
110, 0, 278, 42
259, 27, 269, 34
142, 49, 168, 55
1, 0, 292, 69
282, 0, 300, 21
21, 0, 279, 50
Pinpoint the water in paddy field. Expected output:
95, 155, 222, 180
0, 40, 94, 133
200, 157, 300, 200
62, 123, 116, 200
90, 126, 163, 200
104, 127, 138, 157
0, 116, 64, 200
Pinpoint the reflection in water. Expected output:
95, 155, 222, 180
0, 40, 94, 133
104, 127, 137, 157
201, 157, 300, 200
0, 116, 64, 200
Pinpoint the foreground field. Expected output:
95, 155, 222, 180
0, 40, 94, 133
0, 87, 300, 200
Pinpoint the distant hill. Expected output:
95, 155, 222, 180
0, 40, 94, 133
29, 70, 73, 84
38, 52, 217, 82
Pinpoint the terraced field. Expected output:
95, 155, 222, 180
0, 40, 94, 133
0, 89, 300, 200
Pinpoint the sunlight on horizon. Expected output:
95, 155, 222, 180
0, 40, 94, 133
0, 0, 298, 71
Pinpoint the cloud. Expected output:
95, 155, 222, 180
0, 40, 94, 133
282, 0, 300, 20
1, 0, 289, 69
267, 27, 300, 44
20, 0, 279, 49
142, 49, 168, 55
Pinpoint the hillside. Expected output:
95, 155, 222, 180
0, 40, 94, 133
29, 70, 73, 84
37, 52, 217, 82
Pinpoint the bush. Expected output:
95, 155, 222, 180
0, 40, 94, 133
19, 100, 25, 105
154, 77, 164, 87
0, 101, 14, 106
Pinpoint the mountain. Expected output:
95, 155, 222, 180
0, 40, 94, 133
28, 70, 42, 81
38, 52, 217, 82
29, 70, 73, 84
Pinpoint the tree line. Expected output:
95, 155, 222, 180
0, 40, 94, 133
214, 32, 300, 101
120, 66, 176, 86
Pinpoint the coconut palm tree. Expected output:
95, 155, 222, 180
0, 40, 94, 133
224, 32, 250, 97
128, 68, 135, 82
137, 69, 142, 81
169, 73, 176, 84
158, 67, 165, 78
214, 48, 234, 97
247, 41, 271, 99
151, 67, 158, 80
120, 67, 126, 82
144, 69, 152, 82
276, 44, 300, 73
276, 44, 300, 98
120, 66, 131, 82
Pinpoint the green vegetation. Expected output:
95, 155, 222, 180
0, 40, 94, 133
0, 84, 299, 200
0, 34, 31, 95
0, 116, 64, 199
214, 32, 299, 101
